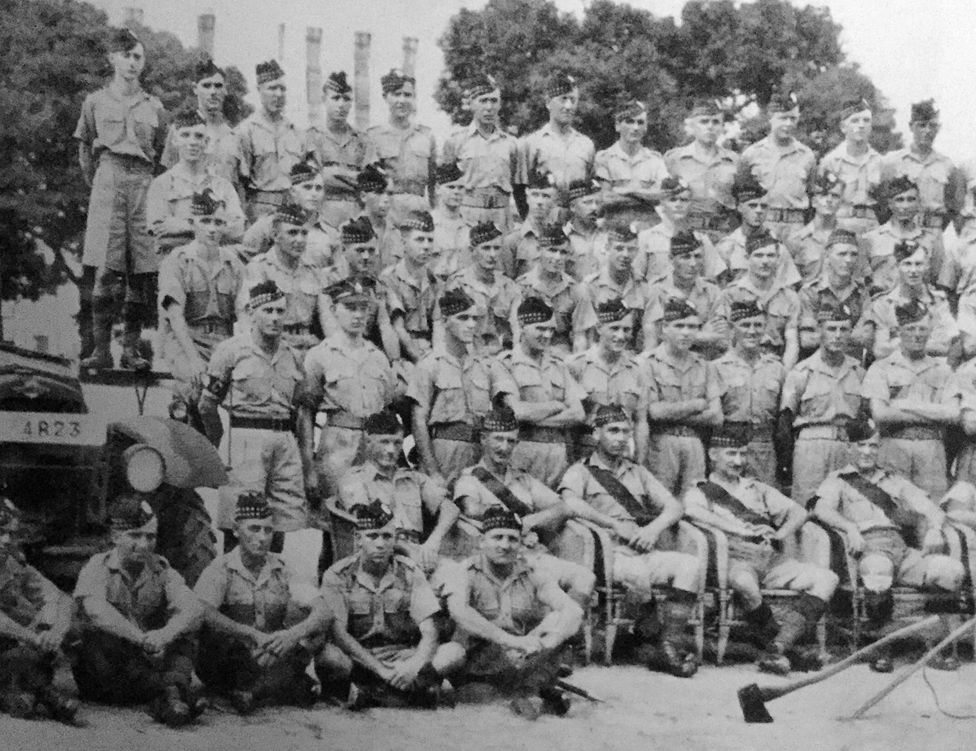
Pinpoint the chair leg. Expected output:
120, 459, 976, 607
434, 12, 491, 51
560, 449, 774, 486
816, 615, 828, 662
604, 623, 618, 667
694, 596, 705, 662
582, 608, 594, 665
852, 588, 863, 653
717, 588, 730, 665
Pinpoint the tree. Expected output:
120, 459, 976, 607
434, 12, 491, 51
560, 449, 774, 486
0, 0, 250, 303
436, 0, 900, 156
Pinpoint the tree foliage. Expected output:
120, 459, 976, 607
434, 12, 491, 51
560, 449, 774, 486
436, 0, 901, 156
0, 0, 250, 301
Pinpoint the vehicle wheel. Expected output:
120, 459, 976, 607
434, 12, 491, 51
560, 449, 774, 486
154, 488, 217, 586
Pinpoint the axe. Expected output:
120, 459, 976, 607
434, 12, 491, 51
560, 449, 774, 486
737, 615, 941, 723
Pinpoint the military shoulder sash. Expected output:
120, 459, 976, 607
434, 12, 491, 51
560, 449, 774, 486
697, 480, 772, 528
585, 463, 658, 527
471, 466, 534, 518
838, 471, 914, 529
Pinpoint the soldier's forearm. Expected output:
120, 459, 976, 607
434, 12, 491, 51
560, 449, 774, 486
83, 601, 146, 645
331, 625, 388, 678
200, 603, 259, 644
890, 400, 959, 424
447, 600, 520, 649
647, 398, 706, 422
162, 601, 203, 640
0, 611, 37, 644
427, 501, 460, 548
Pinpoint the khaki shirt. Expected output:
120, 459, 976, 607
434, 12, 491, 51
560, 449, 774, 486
74, 550, 194, 631
575, 267, 654, 351
664, 142, 739, 213
157, 241, 244, 347
407, 347, 498, 426
594, 141, 669, 191
635, 223, 726, 283
442, 553, 563, 636
715, 276, 801, 350
320, 554, 439, 645
442, 123, 518, 194
379, 260, 438, 337
564, 221, 608, 281
565, 346, 647, 421
491, 347, 586, 411
454, 461, 561, 520
0, 555, 62, 628
644, 272, 722, 331
714, 349, 785, 432
518, 123, 595, 192
862, 350, 953, 411
73, 86, 165, 162
431, 209, 472, 281
194, 548, 292, 632
338, 461, 447, 536
860, 221, 943, 294
515, 267, 584, 344
816, 464, 935, 533
779, 350, 864, 427
303, 335, 396, 416
236, 110, 304, 193
720, 227, 802, 288
304, 121, 367, 200
365, 122, 436, 197
161, 115, 241, 184
818, 143, 883, 214
559, 452, 673, 528
643, 344, 720, 419
502, 221, 542, 279
146, 162, 245, 245
785, 222, 830, 287
864, 285, 958, 359
206, 333, 305, 418
882, 147, 957, 212
241, 249, 326, 336
684, 473, 796, 539
444, 266, 520, 350
740, 135, 816, 209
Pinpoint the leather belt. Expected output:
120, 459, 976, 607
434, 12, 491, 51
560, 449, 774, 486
326, 411, 365, 430
767, 207, 807, 223
797, 424, 849, 441
724, 421, 774, 442
879, 425, 942, 441
98, 151, 153, 170
653, 424, 700, 438
462, 188, 509, 209
849, 204, 874, 219
250, 190, 287, 206
432, 423, 479, 443
230, 415, 295, 432
393, 181, 427, 197
189, 320, 232, 335
282, 322, 311, 334
518, 425, 569, 444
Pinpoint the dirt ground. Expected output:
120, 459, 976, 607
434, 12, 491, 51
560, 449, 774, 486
4, 660, 976, 751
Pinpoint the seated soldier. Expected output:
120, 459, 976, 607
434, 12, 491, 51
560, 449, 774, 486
813, 418, 965, 673
337, 410, 461, 574
559, 406, 700, 678
453, 406, 595, 607
316, 501, 455, 709
683, 425, 839, 676
0, 498, 78, 724
72, 494, 205, 727
194, 491, 330, 714
441, 505, 583, 720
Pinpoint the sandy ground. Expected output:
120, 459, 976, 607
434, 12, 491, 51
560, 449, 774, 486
3, 660, 976, 751
6, 384, 966, 750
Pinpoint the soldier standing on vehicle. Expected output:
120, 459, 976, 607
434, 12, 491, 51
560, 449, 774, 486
75, 28, 166, 371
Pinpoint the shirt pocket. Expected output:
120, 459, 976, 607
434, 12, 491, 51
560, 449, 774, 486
233, 357, 272, 399
799, 376, 834, 418
96, 115, 126, 148
652, 367, 685, 403
464, 365, 494, 415
132, 109, 159, 154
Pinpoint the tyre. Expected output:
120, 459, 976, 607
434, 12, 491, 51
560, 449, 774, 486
153, 487, 217, 586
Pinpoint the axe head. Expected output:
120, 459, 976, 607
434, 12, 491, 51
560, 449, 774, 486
738, 683, 774, 723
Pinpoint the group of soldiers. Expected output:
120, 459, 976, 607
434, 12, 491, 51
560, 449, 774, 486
7, 24, 976, 725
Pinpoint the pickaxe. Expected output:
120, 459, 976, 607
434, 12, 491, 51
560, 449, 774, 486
737, 615, 941, 723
